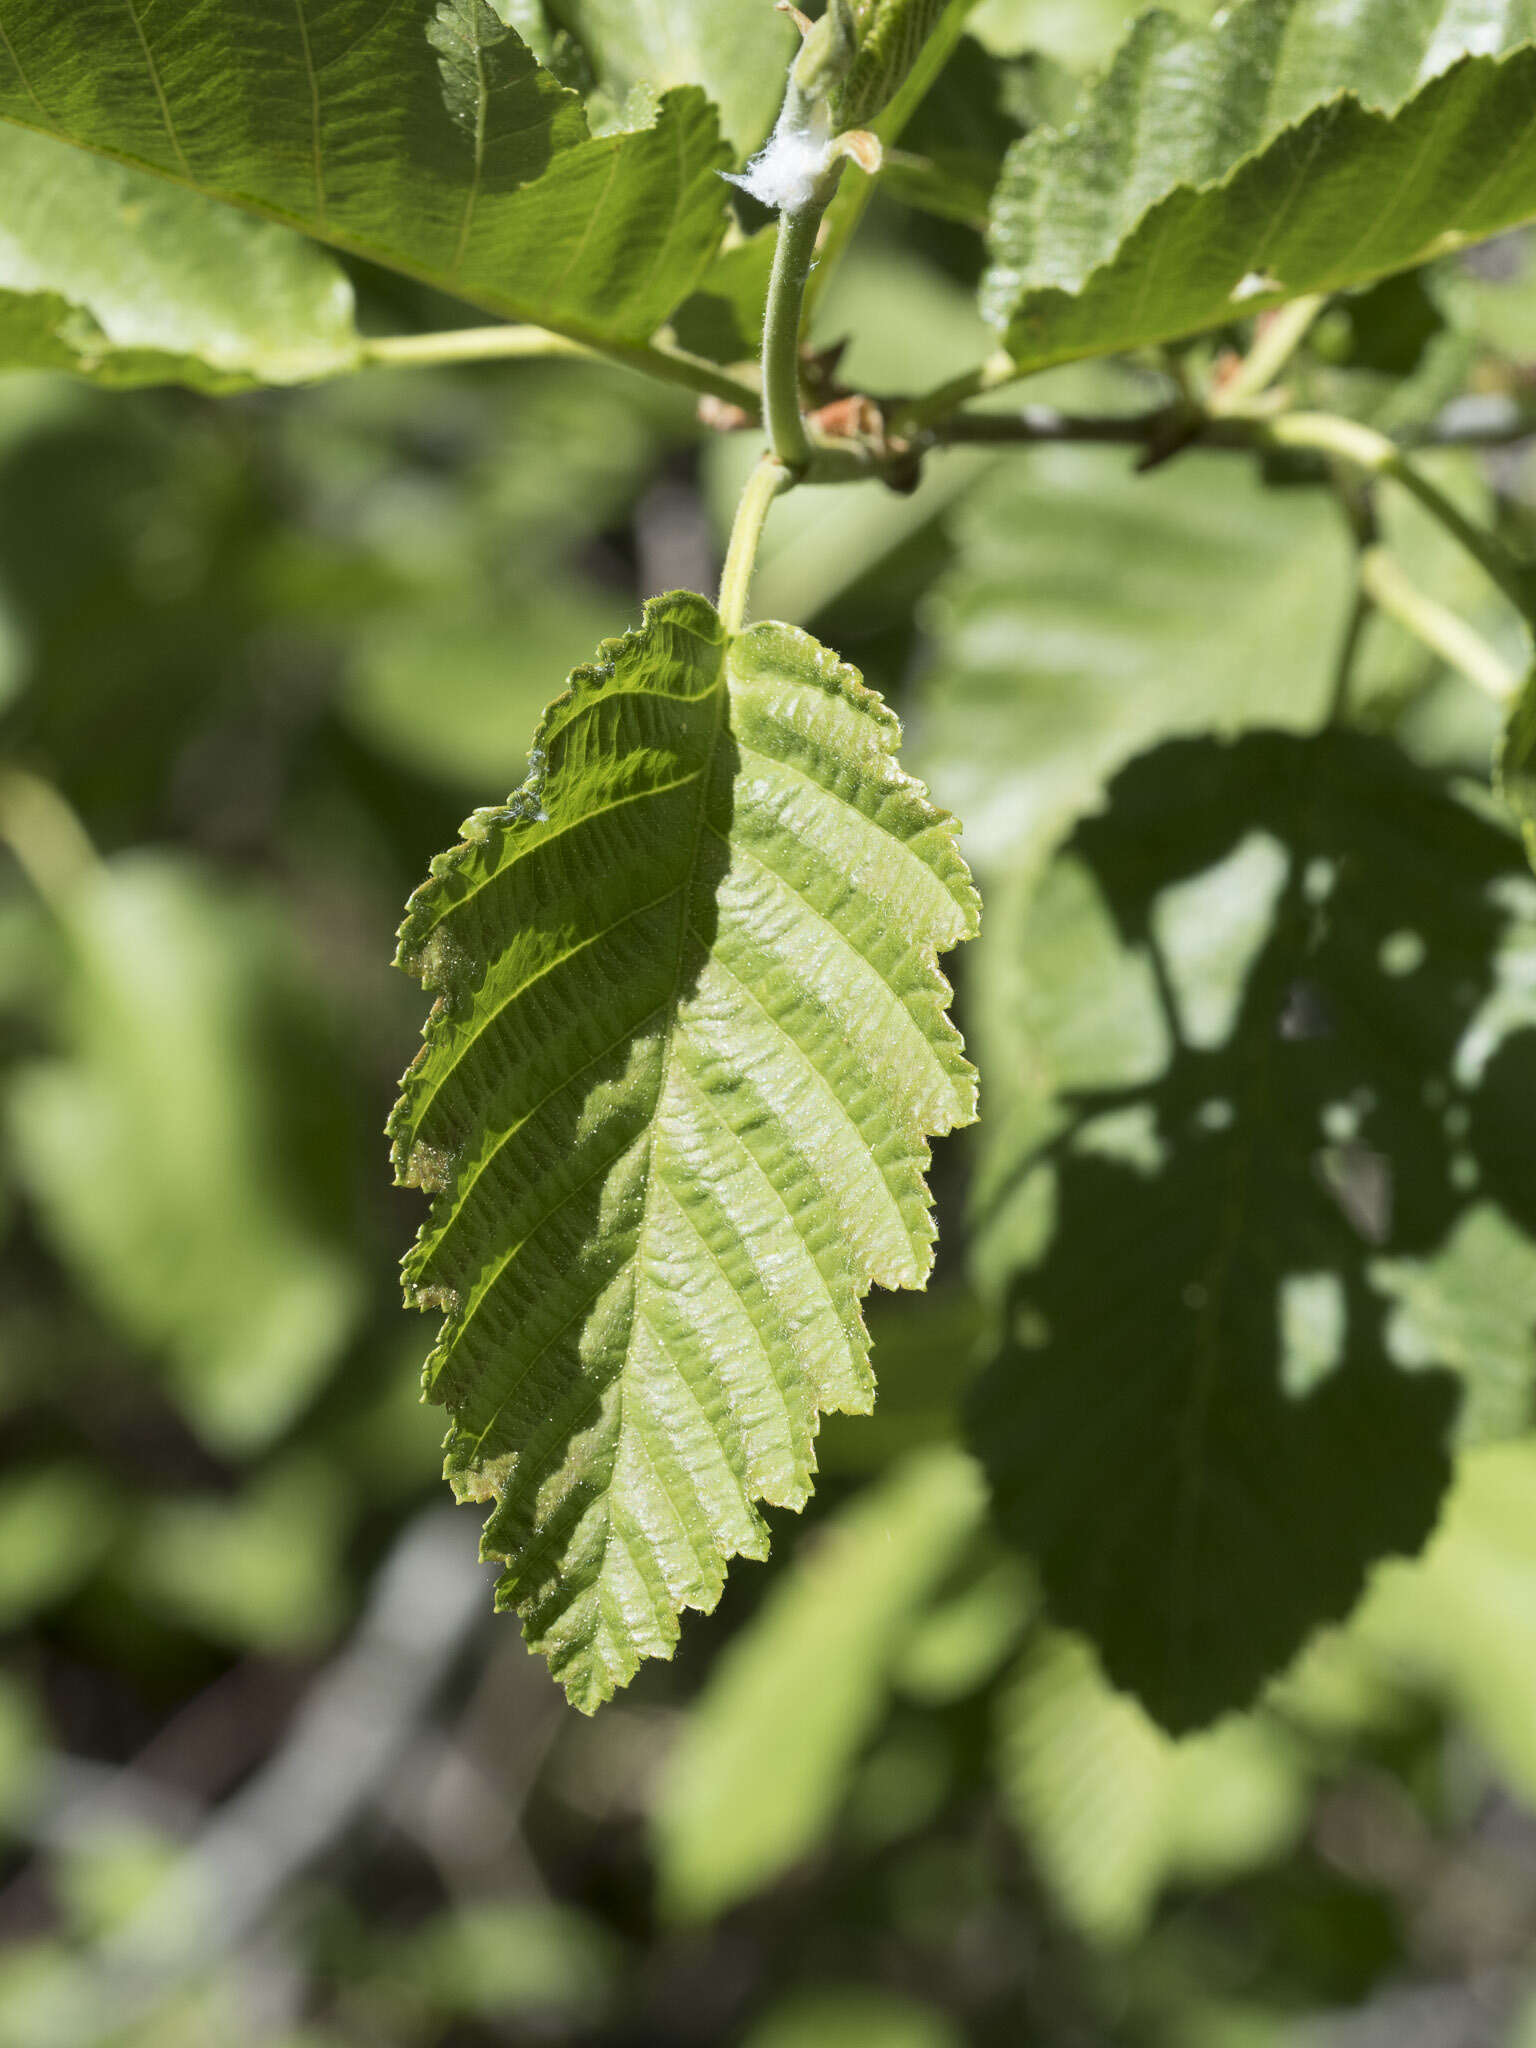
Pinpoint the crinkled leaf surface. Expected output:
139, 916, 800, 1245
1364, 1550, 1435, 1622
967, 729, 1536, 1730
652, 1446, 986, 1920
0, 0, 731, 349
985, 0, 1536, 370
390, 593, 978, 1709
0, 126, 359, 388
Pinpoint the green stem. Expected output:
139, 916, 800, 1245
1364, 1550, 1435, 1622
1359, 545, 1519, 703
893, 354, 1016, 436
360, 326, 761, 416
762, 189, 838, 472
1211, 293, 1327, 412
363, 326, 593, 368
1265, 411, 1536, 619
1327, 585, 1375, 725
718, 458, 793, 634
904, 293, 1325, 438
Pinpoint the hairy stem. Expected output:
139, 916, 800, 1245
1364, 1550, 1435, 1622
762, 192, 837, 472
718, 457, 794, 633
1359, 545, 1519, 703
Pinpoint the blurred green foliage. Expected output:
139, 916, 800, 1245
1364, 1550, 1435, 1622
4, 0, 1536, 2042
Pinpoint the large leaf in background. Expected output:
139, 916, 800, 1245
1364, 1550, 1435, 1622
0, 127, 359, 389
912, 444, 1348, 876
0, 1, 730, 350
968, 729, 1536, 1730
969, 0, 1214, 69
652, 1447, 986, 1921
984, 1, 1536, 372
997, 1632, 1308, 1944
6, 857, 364, 1452
341, 590, 619, 792
544, 0, 796, 154
390, 594, 978, 1709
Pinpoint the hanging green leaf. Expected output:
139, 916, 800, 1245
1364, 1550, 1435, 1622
0, 0, 732, 351
0, 127, 359, 388
968, 728, 1536, 1730
390, 593, 978, 1710
984, 0, 1536, 373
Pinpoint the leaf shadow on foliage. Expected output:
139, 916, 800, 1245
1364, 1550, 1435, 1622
968, 729, 1536, 1733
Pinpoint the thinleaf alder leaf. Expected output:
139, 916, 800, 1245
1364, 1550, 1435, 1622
0, 0, 732, 350
390, 593, 978, 1709
985, 0, 1536, 371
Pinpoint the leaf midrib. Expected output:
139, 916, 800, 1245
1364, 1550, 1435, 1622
467, 632, 734, 1611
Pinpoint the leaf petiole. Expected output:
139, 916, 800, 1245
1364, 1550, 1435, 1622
1265, 412, 1536, 622
1359, 545, 1520, 703
1210, 294, 1328, 413
718, 457, 794, 633
360, 325, 762, 415
762, 188, 841, 473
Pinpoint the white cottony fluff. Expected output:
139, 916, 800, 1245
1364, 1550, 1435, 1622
726, 94, 835, 212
